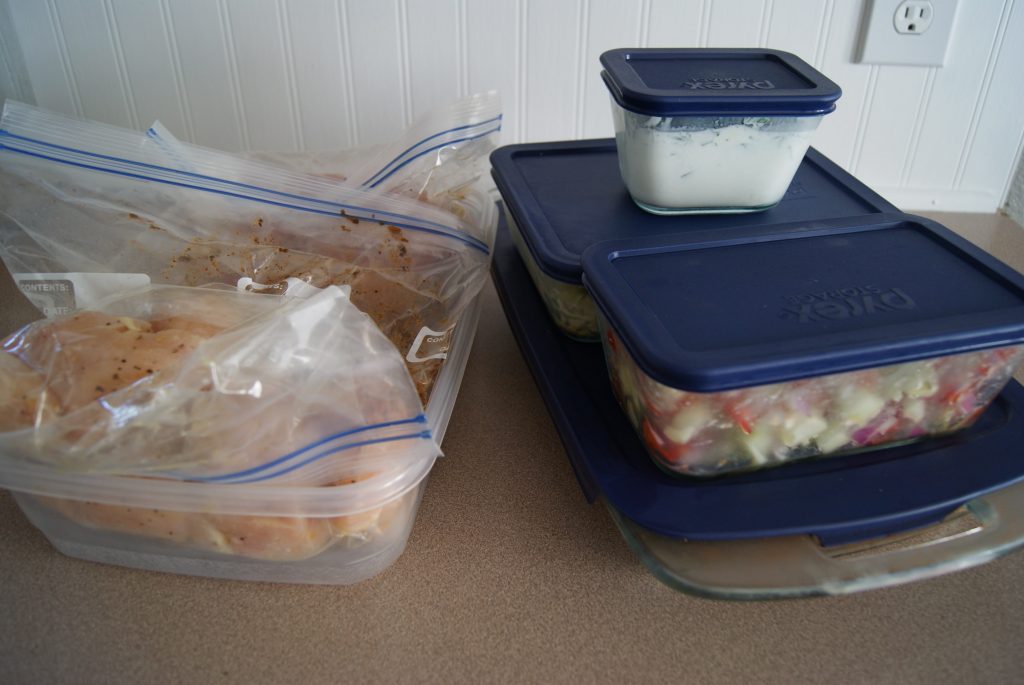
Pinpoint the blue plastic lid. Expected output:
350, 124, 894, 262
490, 139, 897, 284
600, 48, 841, 116
582, 214, 1024, 392
490, 211, 1024, 544
492, 213, 1024, 542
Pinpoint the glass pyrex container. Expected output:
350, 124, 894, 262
490, 139, 895, 341
491, 215, 1024, 598
581, 214, 1024, 477
0, 293, 482, 585
599, 48, 842, 215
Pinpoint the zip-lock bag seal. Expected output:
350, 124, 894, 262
227, 90, 502, 205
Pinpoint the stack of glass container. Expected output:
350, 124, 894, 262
490, 48, 1024, 598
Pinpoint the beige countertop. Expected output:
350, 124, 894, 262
2, 211, 1024, 684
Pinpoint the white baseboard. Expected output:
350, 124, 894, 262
875, 187, 1002, 214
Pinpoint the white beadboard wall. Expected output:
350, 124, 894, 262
1, 0, 1023, 212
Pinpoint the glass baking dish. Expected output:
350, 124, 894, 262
490, 213, 1024, 598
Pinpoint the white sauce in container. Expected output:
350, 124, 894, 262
612, 110, 821, 214
600, 48, 841, 215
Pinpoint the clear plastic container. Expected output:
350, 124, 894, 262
600, 48, 841, 215
582, 214, 1024, 477
0, 291, 481, 584
12, 479, 427, 584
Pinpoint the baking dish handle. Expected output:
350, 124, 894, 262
608, 478, 1024, 600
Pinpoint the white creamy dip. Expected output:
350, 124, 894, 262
612, 111, 821, 214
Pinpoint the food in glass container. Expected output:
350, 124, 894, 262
602, 319, 1024, 476
600, 48, 841, 214
611, 113, 820, 214
489, 139, 898, 346
504, 205, 599, 341
582, 214, 1024, 477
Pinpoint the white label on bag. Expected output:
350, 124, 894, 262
15, 272, 151, 316
406, 326, 452, 363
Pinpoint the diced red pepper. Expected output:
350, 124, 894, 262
605, 328, 618, 353
858, 416, 901, 447
990, 347, 1019, 363
941, 387, 973, 409
724, 401, 753, 435
641, 418, 689, 464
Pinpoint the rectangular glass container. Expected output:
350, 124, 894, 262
582, 214, 1024, 476
490, 139, 894, 342
600, 311, 1024, 476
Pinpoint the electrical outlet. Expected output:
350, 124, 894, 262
894, 1, 934, 35
858, 0, 959, 67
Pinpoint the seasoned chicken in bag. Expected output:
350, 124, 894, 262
0, 284, 439, 485
0, 100, 499, 404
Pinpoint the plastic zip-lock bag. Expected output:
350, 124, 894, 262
0, 100, 499, 403
0, 284, 439, 486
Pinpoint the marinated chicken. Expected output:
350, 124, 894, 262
1, 296, 428, 562
38, 492, 413, 561
160, 220, 470, 405
0, 352, 58, 431
4, 311, 217, 416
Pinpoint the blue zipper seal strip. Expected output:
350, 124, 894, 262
361, 114, 502, 188
176, 414, 431, 484
0, 130, 490, 254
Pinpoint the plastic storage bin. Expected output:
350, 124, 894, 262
490, 212, 1024, 598
0, 293, 482, 584
599, 48, 841, 214
491, 139, 897, 341
581, 214, 1024, 477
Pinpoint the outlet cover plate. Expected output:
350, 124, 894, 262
858, 0, 959, 66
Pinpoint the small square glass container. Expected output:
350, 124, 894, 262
600, 48, 842, 215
